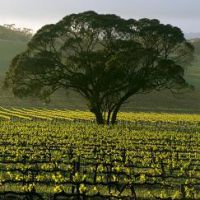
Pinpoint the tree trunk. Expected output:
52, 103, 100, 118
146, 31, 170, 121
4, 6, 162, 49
94, 110, 104, 125
106, 110, 112, 125
111, 105, 121, 125
111, 91, 136, 125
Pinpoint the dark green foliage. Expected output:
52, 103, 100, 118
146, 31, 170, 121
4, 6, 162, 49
5, 11, 193, 124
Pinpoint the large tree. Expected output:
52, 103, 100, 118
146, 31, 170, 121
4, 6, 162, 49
4, 11, 193, 124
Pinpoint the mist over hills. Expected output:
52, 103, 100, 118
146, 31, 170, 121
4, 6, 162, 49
0, 25, 31, 75
0, 26, 200, 112
185, 32, 200, 39
0, 24, 31, 42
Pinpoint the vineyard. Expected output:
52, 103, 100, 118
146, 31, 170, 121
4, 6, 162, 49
0, 108, 200, 199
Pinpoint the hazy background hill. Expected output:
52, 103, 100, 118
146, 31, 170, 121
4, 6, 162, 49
0, 26, 200, 112
185, 33, 200, 39
0, 39, 26, 75
0, 25, 30, 76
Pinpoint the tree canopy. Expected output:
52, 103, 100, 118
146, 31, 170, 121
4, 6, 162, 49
5, 11, 194, 124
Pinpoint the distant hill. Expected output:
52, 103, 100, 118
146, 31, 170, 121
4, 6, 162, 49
0, 25, 30, 76
0, 39, 27, 75
0, 24, 31, 42
0, 27, 199, 112
185, 32, 200, 39
184, 38, 200, 89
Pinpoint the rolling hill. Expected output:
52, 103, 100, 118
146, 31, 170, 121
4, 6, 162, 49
0, 27, 200, 112
0, 39, 27, 75
0, 25, 30, 76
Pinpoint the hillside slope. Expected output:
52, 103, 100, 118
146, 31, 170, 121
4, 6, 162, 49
0, 30, 200, 112
185, 38, 200, 89
0, 25, 29, 76
0, 39, 26, 75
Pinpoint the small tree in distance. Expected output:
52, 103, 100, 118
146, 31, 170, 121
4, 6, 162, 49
4, 11, 194, 124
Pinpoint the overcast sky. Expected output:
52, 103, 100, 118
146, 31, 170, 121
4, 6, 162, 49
0, 0, 200, 33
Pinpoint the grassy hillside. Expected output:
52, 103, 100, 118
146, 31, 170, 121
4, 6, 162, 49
0, 39, 26, 75
0, 25, 29, 76
0, 31, 200, 112
185, 38, 200, 89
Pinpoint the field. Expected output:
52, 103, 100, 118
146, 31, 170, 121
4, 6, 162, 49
0, 108, 200, 199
